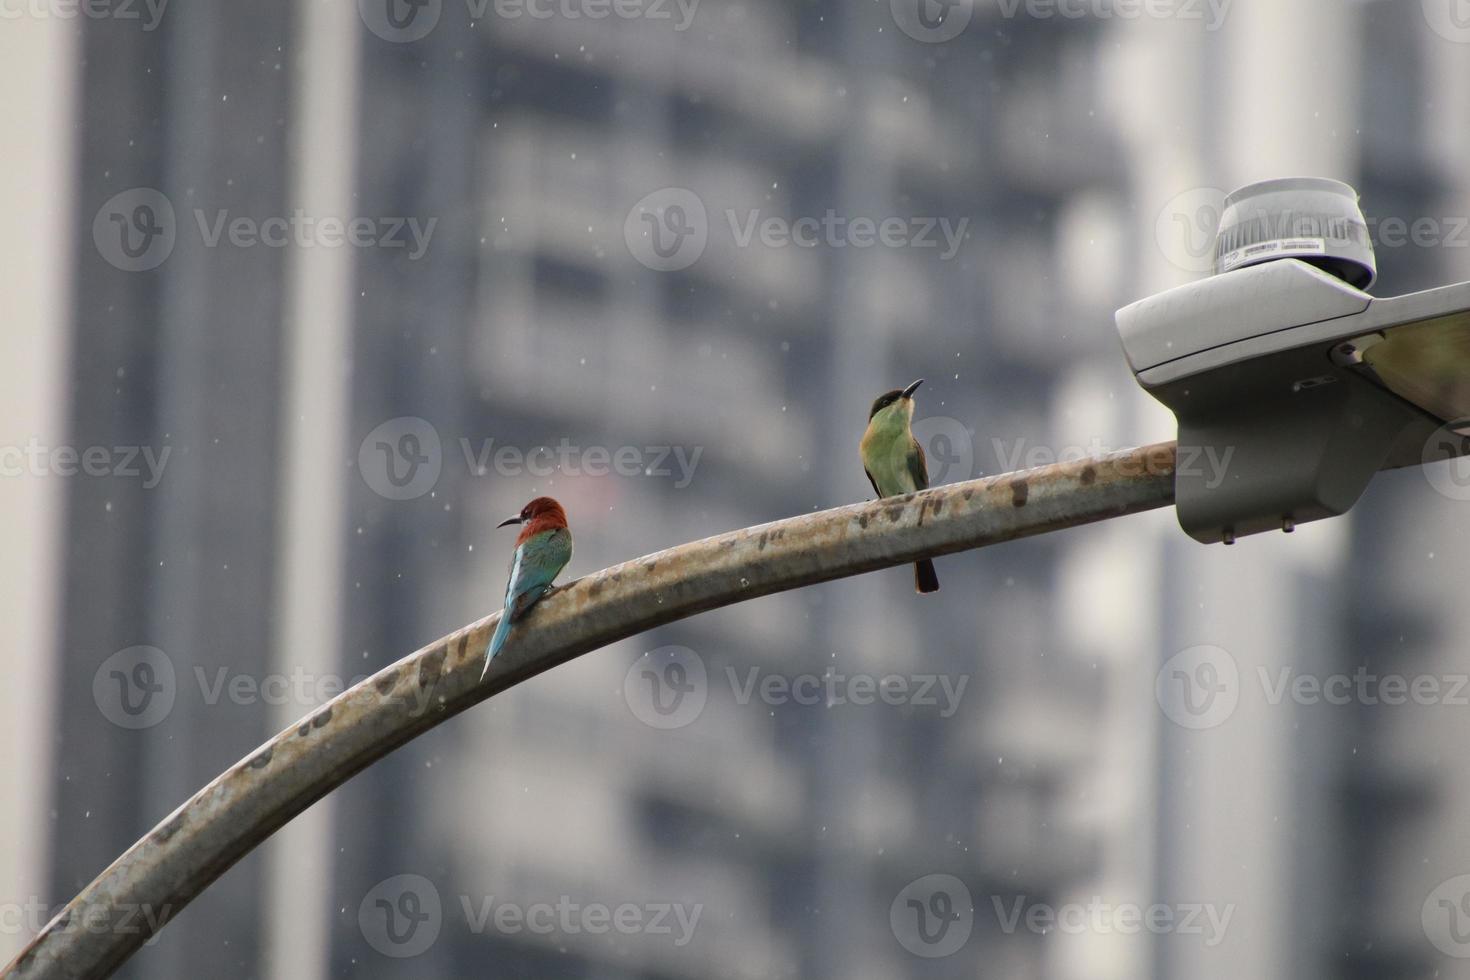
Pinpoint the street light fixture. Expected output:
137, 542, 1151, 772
1118, 176, 1470, 544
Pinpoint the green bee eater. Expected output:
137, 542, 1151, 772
860, 379, 940, 594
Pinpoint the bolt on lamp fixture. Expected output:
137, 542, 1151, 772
1117, 176, 1470, 544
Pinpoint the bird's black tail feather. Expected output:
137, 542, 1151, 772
914, 559, 940, 594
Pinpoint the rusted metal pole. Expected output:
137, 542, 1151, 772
5, 443, 1177, 980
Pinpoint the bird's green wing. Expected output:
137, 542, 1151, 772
864, 467, 881, 499
529, 526, 573, 568
907, 436, 930, 491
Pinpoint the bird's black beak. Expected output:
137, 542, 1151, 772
902, 379, 924, 399
497, 515, 524, 529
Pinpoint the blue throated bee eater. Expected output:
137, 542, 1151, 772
482, 496, 573, 679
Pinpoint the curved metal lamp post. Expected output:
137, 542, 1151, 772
4, 443, 1176, 980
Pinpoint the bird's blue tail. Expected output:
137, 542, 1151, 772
481, 612, 514, 681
